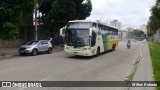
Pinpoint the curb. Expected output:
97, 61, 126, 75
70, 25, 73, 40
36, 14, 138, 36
124, 43, 146, 90
0, 47, 64, 60
0, 54, 18, 60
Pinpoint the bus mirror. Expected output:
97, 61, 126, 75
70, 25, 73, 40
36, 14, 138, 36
89, 28, 92, 36
60, 28, 65, 36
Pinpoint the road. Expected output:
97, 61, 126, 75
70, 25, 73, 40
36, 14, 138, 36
0, 41, 145, 90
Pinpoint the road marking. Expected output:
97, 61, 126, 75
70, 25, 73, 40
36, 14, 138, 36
83, 59, 96, 65
140, 52, 142, 57
124, 44, 144, 82
125, 44, 146, 90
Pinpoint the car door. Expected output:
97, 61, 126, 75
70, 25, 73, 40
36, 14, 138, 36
37, 41, 45, 52
43, 41, 49, 51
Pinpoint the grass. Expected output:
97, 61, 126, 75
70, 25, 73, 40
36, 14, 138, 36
128, 59, 140, 81
149, 42, 160, 90
126, 48, 142, 90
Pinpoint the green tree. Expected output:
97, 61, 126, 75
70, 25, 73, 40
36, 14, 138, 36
74, 0, 92, 19
38, 0, 92, 35
0, 0, 36, 40
147, 0, 160, 36
130, 30, 144, 39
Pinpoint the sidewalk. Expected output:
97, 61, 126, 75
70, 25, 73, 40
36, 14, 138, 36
0, 46, 64, 60
0, 48, 18, 59
130, 43, 155, 90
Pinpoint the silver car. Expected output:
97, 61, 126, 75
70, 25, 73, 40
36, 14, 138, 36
19, 40, 53, 56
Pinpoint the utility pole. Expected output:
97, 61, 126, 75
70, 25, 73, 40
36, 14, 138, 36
34, 0, 44, 40
35, 3, 38, 40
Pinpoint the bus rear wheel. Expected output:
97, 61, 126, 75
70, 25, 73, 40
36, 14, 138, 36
112, 45, 115, 51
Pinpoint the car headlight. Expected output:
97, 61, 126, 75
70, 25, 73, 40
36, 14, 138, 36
26, 47, 32, 49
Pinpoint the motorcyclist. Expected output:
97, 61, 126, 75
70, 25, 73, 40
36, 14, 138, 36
127, 40, 131, 49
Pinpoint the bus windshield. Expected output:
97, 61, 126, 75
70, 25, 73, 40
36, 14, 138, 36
65, 29, 90, 46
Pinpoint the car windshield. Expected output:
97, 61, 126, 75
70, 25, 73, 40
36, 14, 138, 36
65, 29, 90, 46
26, 41, 39, 45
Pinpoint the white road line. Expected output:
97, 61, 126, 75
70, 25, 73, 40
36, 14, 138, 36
124, 45, 144, 82
140, 52, 142, 57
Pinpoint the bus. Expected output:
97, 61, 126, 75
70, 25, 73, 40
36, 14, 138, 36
60, 20, 118, 56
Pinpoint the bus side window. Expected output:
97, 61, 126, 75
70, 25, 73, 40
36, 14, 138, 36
91, 31, 96, 47
98, 24, 101, 30
107, 33, 110, 35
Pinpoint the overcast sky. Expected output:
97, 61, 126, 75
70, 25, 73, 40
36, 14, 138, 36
86, 0, 156, 29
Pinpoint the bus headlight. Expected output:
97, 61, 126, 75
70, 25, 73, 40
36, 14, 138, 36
65, 47, 69, 49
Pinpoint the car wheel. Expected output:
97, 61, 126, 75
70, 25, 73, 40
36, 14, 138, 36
48, 48, 52, 54
32, 49, 38, 56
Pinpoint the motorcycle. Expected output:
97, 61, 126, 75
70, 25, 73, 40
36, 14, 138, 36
127, 44, 131, 49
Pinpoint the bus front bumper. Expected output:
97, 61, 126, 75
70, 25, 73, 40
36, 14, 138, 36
64, 49, 95, 56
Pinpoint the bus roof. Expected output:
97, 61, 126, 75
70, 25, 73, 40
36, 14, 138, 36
68, 20, 118, 30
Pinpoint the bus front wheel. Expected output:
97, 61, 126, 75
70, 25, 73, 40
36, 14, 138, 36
96, 47, 100, 57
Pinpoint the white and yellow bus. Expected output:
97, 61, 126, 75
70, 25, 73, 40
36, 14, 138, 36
60, 20, 118, 56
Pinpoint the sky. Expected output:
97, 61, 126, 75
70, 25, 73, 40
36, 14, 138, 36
86, 0, 156, 29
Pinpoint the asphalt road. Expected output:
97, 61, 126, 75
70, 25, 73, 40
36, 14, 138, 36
0, 41, 145, 90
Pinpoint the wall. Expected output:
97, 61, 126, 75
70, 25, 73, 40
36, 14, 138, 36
0, 39, 26, 48
154, 30, 160, 43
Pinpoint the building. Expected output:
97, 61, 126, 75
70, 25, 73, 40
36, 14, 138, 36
110, 20, 122, 30
126, 27, 134, 32
126, 27, 134, 39
118, 30, 127, 40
